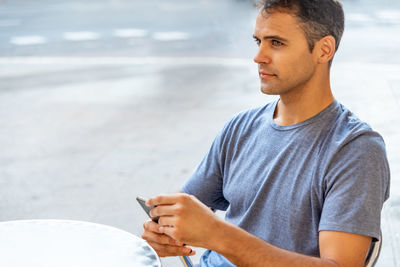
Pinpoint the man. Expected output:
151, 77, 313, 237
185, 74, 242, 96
142, 0, 390, 266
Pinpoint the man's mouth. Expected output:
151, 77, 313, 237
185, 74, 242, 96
259, 71, 277, 79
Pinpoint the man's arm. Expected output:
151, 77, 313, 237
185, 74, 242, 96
207, 220, 371, 267
146, 193, 371, 267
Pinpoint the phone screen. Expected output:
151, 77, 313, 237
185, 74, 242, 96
136, 197, 159, 223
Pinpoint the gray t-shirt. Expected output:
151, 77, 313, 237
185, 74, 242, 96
181, 99, 390, 267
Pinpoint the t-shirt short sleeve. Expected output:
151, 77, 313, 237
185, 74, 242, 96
319, 132, 390, 241
181, 121, 231, 211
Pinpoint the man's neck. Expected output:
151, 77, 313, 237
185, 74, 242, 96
273, 72, 334, 126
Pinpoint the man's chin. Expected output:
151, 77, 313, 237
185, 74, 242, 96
260, 86, 280, 96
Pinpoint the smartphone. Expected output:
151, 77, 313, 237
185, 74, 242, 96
136, 196, 194, 267
136, 196, 159, 223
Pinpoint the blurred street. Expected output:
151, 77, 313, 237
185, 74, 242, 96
0, 0, 399, 266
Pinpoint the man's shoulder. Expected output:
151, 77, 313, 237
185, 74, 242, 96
321, 101, 387, 162
329, 102, 381, 144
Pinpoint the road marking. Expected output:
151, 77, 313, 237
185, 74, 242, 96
10, 36, 47, 46
0, 56, 252, 66
114, 29, 148, 38
0, 57, 399, 73
152, 31, 190, 41
63, 31, 100, 41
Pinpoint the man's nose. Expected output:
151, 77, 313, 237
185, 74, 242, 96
253, 46, 272, 65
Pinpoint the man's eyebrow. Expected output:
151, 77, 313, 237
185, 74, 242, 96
253, 34, 289, 43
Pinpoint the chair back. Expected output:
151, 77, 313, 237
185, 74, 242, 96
365, 232, 382, 267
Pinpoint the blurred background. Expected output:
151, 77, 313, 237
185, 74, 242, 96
0, 0, 399, 266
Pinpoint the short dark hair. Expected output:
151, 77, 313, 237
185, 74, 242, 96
259, 0, 345, 54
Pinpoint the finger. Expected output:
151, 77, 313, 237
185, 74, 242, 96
150, 205, 179, 218
160, 225, 178, 240
158, 216, 176, 227
143, 220, 163, 234
146, 194, 177, 206
147, 241, 196, 257
147, 193, 190, 206
142, 230, 181, 246
187, 247, 196, 256
143, 220, 184, 246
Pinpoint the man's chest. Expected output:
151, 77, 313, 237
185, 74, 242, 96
221, 135, 325, 226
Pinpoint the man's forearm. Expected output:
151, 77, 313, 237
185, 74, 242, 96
208, 220, 339, 267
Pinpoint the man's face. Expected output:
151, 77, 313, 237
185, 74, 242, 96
253, 11, 317, 96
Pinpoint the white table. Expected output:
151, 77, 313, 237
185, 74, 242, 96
0, 219, 162, 267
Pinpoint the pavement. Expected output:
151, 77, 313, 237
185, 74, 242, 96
0, 0, 399, 266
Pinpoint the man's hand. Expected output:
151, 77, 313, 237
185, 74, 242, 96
146, 193, 222, 248
142, 219, 196, 257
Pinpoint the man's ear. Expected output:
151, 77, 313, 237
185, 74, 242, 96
314, 36, 336, 64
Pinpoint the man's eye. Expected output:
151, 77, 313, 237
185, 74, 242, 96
272, 40, 283, 46
254, 39, 261, 46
